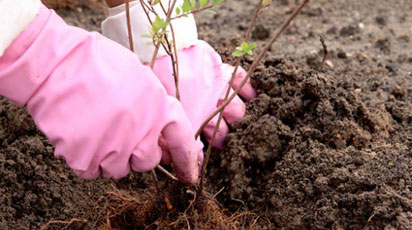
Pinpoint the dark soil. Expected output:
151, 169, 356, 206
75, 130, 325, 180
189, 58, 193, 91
1, 0, 411, 229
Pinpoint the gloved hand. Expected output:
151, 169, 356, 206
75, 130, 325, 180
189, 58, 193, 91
152, 41, 256, 149
102, 0, 256, 149
0, 3, 202, 184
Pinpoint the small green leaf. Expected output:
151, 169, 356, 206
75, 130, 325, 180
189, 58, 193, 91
141, 33, 153, 38
246, 42, 256, 51
156, 16, 168, 28
232, 50, 245, 57
202, 9, 216, 14
182, 0, 193, 12
241, 42, 249, 50
262, 0, 273, 7
190, 0, 196, 8
152, 0, 161, 5
151, 16, 170, 38
213, 0, 224, 6
199, 0, 208, 7
233, 42, 256, 57
176, 7, 181, 15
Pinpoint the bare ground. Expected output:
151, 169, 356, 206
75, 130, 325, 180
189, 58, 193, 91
0, 0, 411, 229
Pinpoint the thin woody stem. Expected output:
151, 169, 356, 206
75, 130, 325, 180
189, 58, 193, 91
170, 5, 214, 20
195, 0, 310, 139
125, 0, 180, 192
125, 0, 134, 52
197, 0, 264, 199
160, 2, 181, 100
138, 0, 181, 181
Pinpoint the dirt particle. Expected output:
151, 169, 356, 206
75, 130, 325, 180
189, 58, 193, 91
391, 84, 406, 97
385, 64, 399, 72
252, 25, 270, 40
375, 16, 388, 26
337, 50, 348, 59
339, 25, 359, 37
375, 38, 391, 54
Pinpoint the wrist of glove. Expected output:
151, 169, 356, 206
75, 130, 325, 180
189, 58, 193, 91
0, 4, 202, 184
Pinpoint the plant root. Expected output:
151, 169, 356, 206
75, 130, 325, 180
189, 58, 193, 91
40, 218, 87, 230
78, 184, 265, 229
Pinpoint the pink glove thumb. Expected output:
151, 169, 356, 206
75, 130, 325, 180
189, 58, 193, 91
0, 5, 201, 184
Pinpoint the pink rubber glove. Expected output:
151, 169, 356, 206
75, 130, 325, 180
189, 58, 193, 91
0, 5, 202, 184
152, 41, 257, 149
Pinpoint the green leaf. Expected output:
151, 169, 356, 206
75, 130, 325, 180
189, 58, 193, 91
199, 0, 208, 7
152, 16, 169, 34
213, 0, 224, 6
176, 7, 181, 15
202, 9, 216, 14
246, 42, 256, 51
240, 42, 249, 50
233, 42, 256, 57
141, 33, 153, 38
182, 0, 193, 12
152, 0, 161, 5
239, 42, 256, 52
190, 0, 196, 8
232, 50, 245, 57
262, 0, 273, 7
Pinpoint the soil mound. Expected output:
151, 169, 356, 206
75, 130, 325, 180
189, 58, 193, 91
210, 57, 412, 229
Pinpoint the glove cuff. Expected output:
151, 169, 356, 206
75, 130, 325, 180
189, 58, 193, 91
0, 0, 42, 57
101, 0, 198, 63
0, 4, 51, 106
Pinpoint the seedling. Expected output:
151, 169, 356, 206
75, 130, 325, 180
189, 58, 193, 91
232, 42, 257, 57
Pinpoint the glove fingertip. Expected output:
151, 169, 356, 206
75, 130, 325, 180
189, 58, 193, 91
203, 119, 229, 149
240, 83, 258, 101
172, 149, 200, 185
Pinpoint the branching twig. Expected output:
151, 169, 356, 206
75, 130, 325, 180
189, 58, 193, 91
125, 0, 168, 195
149, 0, 179, 69
136, 0, 181, 185
197, 0, 264, 199
195, 0, 310, 139
160, 2, 181, 100
170, 5, 214, 20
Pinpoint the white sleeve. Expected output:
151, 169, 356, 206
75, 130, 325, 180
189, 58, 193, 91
101, 0, 198, 64
0, 0, 42, 57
